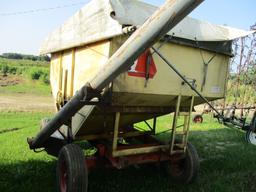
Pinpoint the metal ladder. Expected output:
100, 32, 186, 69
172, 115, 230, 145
170, 95, 195, 155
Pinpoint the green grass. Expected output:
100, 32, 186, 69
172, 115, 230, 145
0, 57, 49, 68
0, 112, 55, 192
0, 57, 49, 76
0, 112, 255, 192
0, 77, 51, 96
0, 57, 50, 84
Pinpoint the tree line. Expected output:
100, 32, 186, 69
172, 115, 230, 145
0, 53, 50, 62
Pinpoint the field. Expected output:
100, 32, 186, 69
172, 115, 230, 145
0, 112, 256, 192
0, 57, 53, 112
0, 58, 256, 192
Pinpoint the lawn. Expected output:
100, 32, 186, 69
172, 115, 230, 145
0, 76, 51, 96
0, 112, 255, 192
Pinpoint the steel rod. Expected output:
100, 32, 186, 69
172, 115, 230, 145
152, 47, 223, 118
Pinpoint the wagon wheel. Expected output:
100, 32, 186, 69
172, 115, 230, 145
193, 114, 203, 123
164, 142, 200, 184
246, 130, 256, 145
57, 144, 88, 192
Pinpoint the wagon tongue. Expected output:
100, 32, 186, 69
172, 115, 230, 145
27, 0, 204, 150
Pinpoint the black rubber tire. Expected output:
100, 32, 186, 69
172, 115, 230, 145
165, 142, 200, 184
245, 130, 249, 143
245, 130, 256, 145
193, 114, 203, 124
57, 144, 88, 192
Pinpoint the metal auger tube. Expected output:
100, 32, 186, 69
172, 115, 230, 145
28, 0, 204, 150
28, 85, 98, 149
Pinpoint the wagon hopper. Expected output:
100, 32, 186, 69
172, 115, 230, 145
27, 0, 253, 191
41, 0, 245, 138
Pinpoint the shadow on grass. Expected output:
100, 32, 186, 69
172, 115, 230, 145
1, 128, 256, 192
0, 128, 22, 134
88, 165, 194, 192
0, 160, 56, 192
88, 127, 256, 192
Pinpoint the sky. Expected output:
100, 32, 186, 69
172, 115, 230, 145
0, 0, 255, 55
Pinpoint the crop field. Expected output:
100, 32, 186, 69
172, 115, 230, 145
0, 57, 256, 192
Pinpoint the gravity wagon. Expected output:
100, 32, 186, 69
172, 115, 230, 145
27, 0, 253, 191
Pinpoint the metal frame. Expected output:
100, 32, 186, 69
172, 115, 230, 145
109, 95, 194, 158
81, 98, 196, 170
220, 108, 256, 132
112, 112, 120, 153
170, 95, 194, 155
110, 112, 170, 157
76, 130, 151, 141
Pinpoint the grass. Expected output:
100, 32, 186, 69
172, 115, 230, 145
0, 57, 49, 68
0, 57, 50, 84
0, 112, 255, 192
0, 76, 51, 96
0, 112, 55, 192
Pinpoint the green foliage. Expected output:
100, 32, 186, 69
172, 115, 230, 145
245, 62, 256, 85
0, 57, 49, 68
2, 65, 9, 76
229, 63, 256, 86
227, 62, 256, 105
2, 53, 23, 60
0, 57, 50, 84
1, 52, 50, 62
40, 73, 50, 84
226, 82, 256, 105
27, 68, 50, 84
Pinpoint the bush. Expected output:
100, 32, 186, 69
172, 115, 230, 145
28, 68, 50, 84
8, 66, 18, 74
40, 73, 50, 84
0, 65, 18, 75
29, 69, 42, 80
1, 65, 9, 75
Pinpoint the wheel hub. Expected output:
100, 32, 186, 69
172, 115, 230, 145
194, 117, 202, 123
248, 131, 256, 145
60, 161, 67, 192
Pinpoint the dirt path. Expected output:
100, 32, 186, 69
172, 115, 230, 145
0, 75, 23, 87
0, 94, 55, 112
